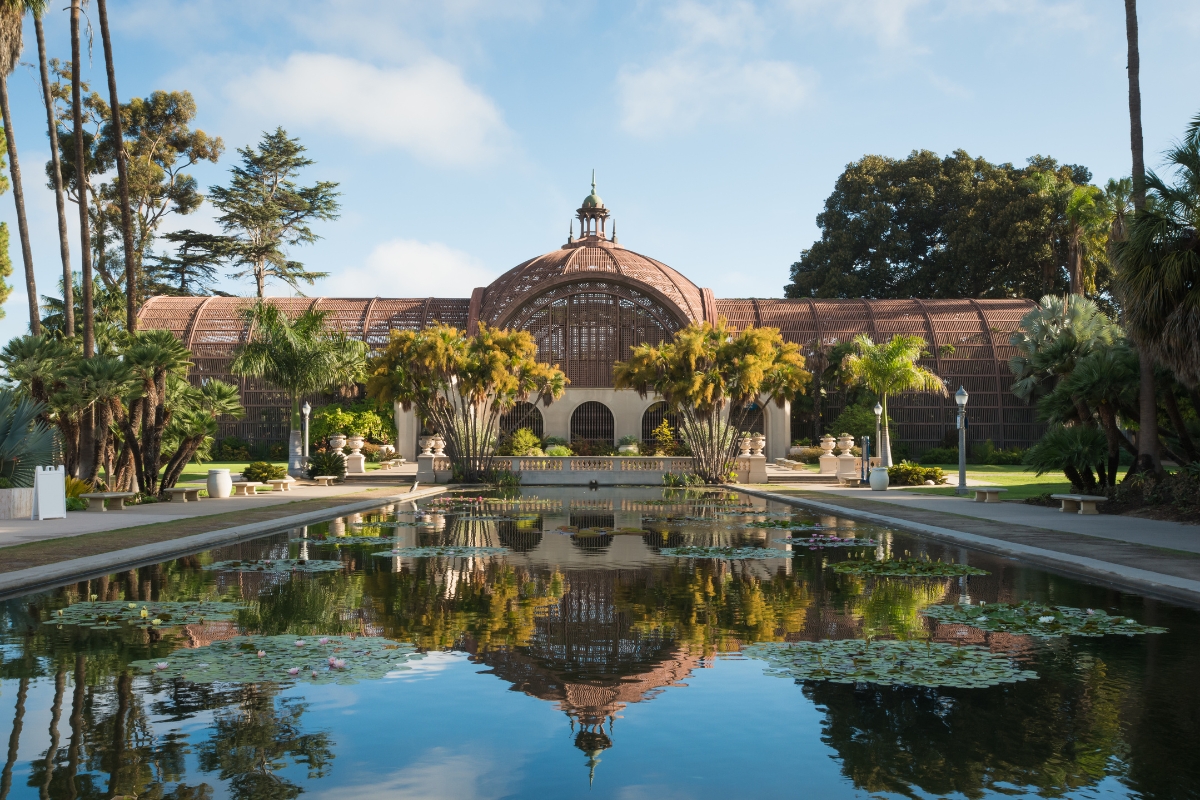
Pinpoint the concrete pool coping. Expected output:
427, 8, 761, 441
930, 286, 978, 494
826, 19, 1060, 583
733, 485, 1200, 608
0, 485, 447, 600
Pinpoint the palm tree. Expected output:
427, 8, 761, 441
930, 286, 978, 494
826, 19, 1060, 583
1114, 119, 1200, 390
0, 0, 47, 335
840, 334, 946, 466
95, 0, 137, 332
71, 355, 135, 485
160, 379, 244, 490
1064, 185, 1105, 295
70, 0, 94, 356
123, 329, 192, 494
1122, 0, 1160, 477
34, 10, 72, 337
231, 303, 367, 477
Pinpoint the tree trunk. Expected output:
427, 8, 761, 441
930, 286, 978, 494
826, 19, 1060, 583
39, 669, 65, 800
1136, 347, 1163, 476
66, 656, 84, 800
106, 671, 131, 799
1161, 385, 1197, 463
71, 0, 94, 356
161, 436, 203, 490
880, 395, 893, 467
35, 16, 73, 338
1125, 0, 1146, 211
0, 75, 40, 336
1068, 236, 1083, 296
1095, 403, 1123, 488
88, 402, 112, 486
95, 0, 138, 333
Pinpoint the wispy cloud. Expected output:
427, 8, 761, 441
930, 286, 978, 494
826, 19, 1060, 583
226, 53, 509, 166
322, 239, 498, 298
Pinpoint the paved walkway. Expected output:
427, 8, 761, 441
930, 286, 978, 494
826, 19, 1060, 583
0, 475, 418, 548
740, 483, 1200, 607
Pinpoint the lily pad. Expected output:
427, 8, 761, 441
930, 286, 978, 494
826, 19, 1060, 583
45, 600, 247, 630
203, 559, 346, 573
659, 546, 790, 560
129, 634, 424, 685
370, 546, 509, 558
833, 558, 989, 578
742, 639, 1038, 688
772, 537, 879, 548
921, 601, 1169, 637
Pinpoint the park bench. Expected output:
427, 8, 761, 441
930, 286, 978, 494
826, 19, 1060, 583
267, 478, 295, 492
971, 487, 1008, 503
229, 482, 263, 497
313, 475, 339, 487
1050, 493, 1107, 515
163, 487, 202, 503
80, 492, 137, 511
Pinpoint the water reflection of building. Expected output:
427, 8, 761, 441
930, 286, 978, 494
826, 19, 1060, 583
474, 569, 705, 784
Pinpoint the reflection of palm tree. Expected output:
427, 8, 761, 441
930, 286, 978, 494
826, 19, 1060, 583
196, 685, 334, 800
38, 668, 65, 799
0, 676, 28, 799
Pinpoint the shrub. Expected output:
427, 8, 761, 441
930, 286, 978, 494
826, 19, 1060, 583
972, 439, 1026, 465
792, 446, 825, 464
618, 434, 640, 446
829, 402, 890, 442
543, 436, 568, 448
243, 461, 288, 482
888, 461, 947, 486
306, 450, 346, 480
214, 436, 251, 461
663, 471, 703, 487
1024, 425, 1107, 493
499, 427, 543, 457
0, 477, 11, 489
546, 444, 573, 457
66, 496, 87, 512
485, 468, 521, 488
791, 437, 812, 447
572, 439, 616, 456
651, 419, 678, 455
919, 447, 959, 465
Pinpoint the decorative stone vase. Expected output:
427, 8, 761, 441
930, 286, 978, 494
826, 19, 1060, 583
346, 435, 365, 454
329, 434, 348, 451
379, 444, 395, 457
751, 434, 766, 456
207, 469, 233, 499
618, 443, 639, 455
819, 435, 836, 456
419, 436, 433, 455
869, 466, 890, 491
431, 434, 447, 456
836, 433, 854, 455
738, 437, 753, 456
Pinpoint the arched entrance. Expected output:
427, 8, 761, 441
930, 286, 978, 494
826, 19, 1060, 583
570, 401, 615, 449
500, 401, 544, 438
739, 404, 765, 435
641, 401, 679, 443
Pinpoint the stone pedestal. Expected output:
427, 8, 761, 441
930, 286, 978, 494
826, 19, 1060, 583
345, 453, 367, 474
734, 454, 768, 484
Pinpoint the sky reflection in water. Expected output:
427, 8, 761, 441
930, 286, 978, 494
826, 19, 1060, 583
0, 486, 1198, 799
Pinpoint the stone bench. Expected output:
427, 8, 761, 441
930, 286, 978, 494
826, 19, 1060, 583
1051, 493, 1107, 515
312, 475, 338, 487
163, 487, 202, 503
229, 482, 263, 497
971, 487, 1008, 503
267, 478, 295, 492
79, 492, 137, 511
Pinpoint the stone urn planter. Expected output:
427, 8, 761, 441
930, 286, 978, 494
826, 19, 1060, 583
329, 434, 348, 451
737, 437, 753, 456
207, 469, 233, 499
346, 435, 365, 454
750, 434, 766, 456
419, 436, 434, 455
820, 435, 836, 455
869, 466, 890, 491
431, 434, 447, 456
618, 444, 639, 455
836, 433, 855, 455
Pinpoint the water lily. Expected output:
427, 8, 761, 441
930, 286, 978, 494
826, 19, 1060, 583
1086, 608, 1095, 615
151, 619, 162, 626
56, 609, 63, 616
1038, 616, 1056, 624
1126, 619, 1137, 624
295, 640, 306, 647
257, 650, 266, 658
140, 608, 149, 618
288, 668, 300, 675
976, 616, 988, 622
128, 603, 137, 608
333, 659, 347, 669
319, 637, 330, 645
155, 662, 169, 670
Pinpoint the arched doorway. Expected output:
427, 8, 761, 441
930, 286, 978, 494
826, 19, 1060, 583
570, 401, 615, 451
500, 401, 544, 438
641, 401, 679, 443
739, 403, 765, 435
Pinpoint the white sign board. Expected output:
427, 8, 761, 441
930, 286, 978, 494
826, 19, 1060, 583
32, 465, 67, 520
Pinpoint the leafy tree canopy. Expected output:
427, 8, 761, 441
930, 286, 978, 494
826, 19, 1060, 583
785, 149, 1111, 303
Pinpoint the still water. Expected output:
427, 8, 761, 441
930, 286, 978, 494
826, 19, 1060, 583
0, 487, 1197, 799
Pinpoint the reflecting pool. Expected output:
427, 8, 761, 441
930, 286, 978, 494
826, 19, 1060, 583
1, 487, 1199, 799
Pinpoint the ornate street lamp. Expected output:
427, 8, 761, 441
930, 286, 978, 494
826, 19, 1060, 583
955, 387, 969, 495
873, 402, 883, 465
301, 401, 312, 459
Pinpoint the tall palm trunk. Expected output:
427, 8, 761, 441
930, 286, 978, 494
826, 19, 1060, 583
39, 669, 66, 800
0, 676, 28, 799
36, 16, 73, 337
71, 0, 93, 356
1124, 0, 1161, 477
96, 0, 137, 332
0, 74, 39, 335
66, 655, 84, 800
106, 671, 132, 798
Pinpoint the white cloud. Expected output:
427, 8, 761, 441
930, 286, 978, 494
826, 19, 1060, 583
227, 52, 509, 166
619, 57, 810, 137
320, 239, 498, 298
313, 747, 516, 800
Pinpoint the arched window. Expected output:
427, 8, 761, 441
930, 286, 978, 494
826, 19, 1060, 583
641, 401, 679, 442
499, 401, 544, 438
739, 404, 765, 435
570, 401, 614, 444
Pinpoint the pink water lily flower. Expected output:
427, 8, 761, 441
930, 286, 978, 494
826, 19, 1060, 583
319, 637, 330, 645
288, 667, 300, 675
156, 662, 169, 670
295, 640, 306, 647
257, 650, 266, 658
333, 659, 347, 669
328, 656, 338, 665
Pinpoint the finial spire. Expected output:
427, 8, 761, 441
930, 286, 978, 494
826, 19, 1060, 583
611, 218, 617, 244
591, 169, 596, 194
568, 219, 574, 244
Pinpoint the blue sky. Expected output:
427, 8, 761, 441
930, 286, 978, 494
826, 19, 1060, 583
0, 0, 1197, 344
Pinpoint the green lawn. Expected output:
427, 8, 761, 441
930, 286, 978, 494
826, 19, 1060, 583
177, 459, 383, 484
900, 464, 1071, 501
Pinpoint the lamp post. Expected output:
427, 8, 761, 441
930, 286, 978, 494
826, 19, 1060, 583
873, 402, 882, 466
301, 401, 312, 460
955, 387, 969, 495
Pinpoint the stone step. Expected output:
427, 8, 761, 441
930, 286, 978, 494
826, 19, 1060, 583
766, 472, 841, 484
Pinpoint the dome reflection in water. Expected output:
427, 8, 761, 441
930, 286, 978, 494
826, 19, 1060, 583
1, 486, 1197, 799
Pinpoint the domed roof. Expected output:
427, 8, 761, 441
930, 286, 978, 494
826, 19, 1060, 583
479, 237, 706, 328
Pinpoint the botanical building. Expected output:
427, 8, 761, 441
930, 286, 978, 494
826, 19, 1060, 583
139, 181, 1037, 460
